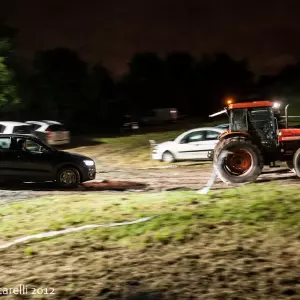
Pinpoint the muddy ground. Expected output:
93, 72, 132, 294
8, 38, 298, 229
0, 163, 298, 202
2, 225, 300, 300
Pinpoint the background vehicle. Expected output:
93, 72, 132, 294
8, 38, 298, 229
0, 134, 95, 188
120, 114, 139, 135
141, 108, 178, 125
215, 123, 229, 129
0, 121, 34, 135
26, 120, 70, 145
211, 101, 300, 184
152, 127, 225, 163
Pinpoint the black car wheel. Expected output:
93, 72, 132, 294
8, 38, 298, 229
56, 167, 80, 188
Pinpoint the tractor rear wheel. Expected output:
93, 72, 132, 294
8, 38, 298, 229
213, 137, 264, 184
292, 149, 300, 177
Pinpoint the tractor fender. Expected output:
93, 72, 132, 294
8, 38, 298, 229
209, 132, 252, 163
219, 131, 251, 141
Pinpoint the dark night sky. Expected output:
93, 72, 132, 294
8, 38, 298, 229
3, 0, 300, 75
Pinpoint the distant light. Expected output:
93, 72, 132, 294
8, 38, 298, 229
273, 102, 281, 109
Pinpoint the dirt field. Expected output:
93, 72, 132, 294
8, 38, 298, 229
3, 228, 300, 300
0, 162, 297, 202
95, 164, 298, 191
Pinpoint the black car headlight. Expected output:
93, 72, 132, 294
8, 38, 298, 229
83, 160, 95, 167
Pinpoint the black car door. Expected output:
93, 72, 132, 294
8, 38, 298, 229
11, 137, 56, 181
0, 136, 18, 181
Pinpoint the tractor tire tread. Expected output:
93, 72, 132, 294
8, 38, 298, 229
213, 137, 263, 184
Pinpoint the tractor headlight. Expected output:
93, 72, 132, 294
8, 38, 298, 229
273, 102, 281, 109
83, 160, 95, 166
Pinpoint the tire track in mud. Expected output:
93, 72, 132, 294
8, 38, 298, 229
0, 165, 298, 203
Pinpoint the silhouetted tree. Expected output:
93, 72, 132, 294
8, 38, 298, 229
31, 48, 88, 128
0, 24, 20, 117
0, 24, 17, 62
164, 52, 195, 112
0, 56, 20, 114
88, 63, 123, 131
194, 53, 254, 115
165, 52, 194, 80
126, 52, 164, 112
129, 52, 163, 81
257, 62, 300, 114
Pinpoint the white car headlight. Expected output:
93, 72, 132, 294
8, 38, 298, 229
83, 160, 95, 166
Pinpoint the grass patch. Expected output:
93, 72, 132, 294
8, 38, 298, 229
67, 118, 227, 167
2, 184, 300, 299
1, 183, 300, 246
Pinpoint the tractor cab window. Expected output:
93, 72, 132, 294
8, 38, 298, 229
230, 109, 248, 131
248, 108, 276, 142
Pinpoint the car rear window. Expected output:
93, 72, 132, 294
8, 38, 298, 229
47, 124, 67, 131
29, 124, 41, 131
0, 137, 11, 149
13, 125, 32, 134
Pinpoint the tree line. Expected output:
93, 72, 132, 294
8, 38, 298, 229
1, 24, 300, 133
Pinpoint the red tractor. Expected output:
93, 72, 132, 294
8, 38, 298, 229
210, 100, 300, 184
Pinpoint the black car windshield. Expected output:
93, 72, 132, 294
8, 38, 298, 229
38, 140, 57, 152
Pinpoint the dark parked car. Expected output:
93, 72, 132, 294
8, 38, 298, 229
0, 134, 96, 188
120, 114, 139, 135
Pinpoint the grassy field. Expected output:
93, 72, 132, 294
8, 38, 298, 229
68, 119, 227, 168
1, 183, 300, 299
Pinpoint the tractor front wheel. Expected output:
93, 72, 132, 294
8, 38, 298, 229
213, 137, 264, 184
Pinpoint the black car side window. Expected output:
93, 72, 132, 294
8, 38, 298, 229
0, 137, 11, 149
14, 138, 43, 152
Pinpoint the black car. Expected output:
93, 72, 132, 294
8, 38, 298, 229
0, 134, 96, 188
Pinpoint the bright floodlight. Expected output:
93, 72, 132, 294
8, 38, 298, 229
273, 102, 281, 109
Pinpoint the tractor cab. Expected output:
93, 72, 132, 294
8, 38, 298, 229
213, 101, 279, 152
227, 101, 278, 148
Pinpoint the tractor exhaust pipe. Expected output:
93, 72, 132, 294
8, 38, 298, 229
285, 104, 289, 128
209, 109, 227, 118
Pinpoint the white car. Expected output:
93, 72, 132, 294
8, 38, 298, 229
216, 123, 229, 129
0, 121, 34, 135
152, 127, 225, 163
25, 120, 70, 146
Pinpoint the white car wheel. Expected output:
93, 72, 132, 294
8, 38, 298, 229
162, 151, 175, 163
